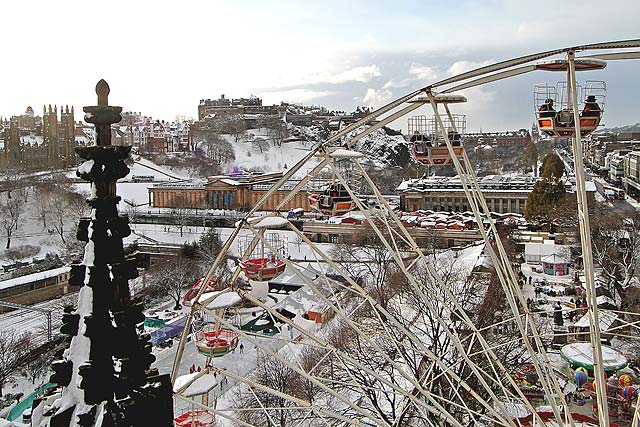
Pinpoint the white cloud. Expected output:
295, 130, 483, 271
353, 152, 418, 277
447, 60, 494, 77
327, 64, 382, 84
362, 88, 393, 108
295, 64, 382, 86
408, 64, 439, 81
259, 89, 334, 105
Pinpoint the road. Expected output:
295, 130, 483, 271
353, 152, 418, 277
556, 148, 638, 214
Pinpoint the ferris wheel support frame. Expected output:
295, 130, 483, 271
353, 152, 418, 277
168, 40, 640, 427
329, 163, 552, 427
247, 222, 499, 427
427, 92, 573, 426
567, 49, 610, 427
172, 98, 432, 381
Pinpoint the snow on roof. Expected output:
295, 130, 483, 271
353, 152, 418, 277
560, 342, 627, 370
173, 372, 218, 396
0, 266, 70, 291
253, 216, 289, 229
202, 290, 242, 310
595, 295, 616, 307
524, 242, 569, 258
249, 281, 269, 299
332, 211, 366, 222
269, 263, 319, 286
541, 254, 568, 264
197, 290, 223, 304
329, 149, 364, 159
273, 283, 324, 316
219, 178, 243, 186
292, 314, 317, 332
574, 309, 617, 329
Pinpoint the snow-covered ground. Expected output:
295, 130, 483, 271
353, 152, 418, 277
127, 223, 336, 262
223, 130, 324, 178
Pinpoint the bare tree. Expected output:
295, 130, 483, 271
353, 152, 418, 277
0, 192, 25, 249
234, 352, 308, 426
218, 115, 246, 142
21, 342, 59, 385
251, 137, 270, 154
33, 183, 54, 230
590, 205, 640, 304
0, 331, 34, 396
148, 258, 200, 310
259, 116, 288, 147
46, 187, 91, 246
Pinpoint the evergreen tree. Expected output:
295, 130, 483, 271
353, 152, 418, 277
525, 152, 567, 226
540, 153, 565, 180
522, 141, 538, 174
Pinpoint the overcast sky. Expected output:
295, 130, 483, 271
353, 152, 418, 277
1, 0, 639, 132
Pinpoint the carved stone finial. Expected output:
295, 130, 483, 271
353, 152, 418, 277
96, 79, 110, 106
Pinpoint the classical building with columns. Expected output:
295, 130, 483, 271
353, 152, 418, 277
148, 172, 311, 211
398, 175, 537, 214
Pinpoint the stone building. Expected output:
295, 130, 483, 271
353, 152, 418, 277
398, 175, 537, 214
148, 172, 310, 211
1, 105, 80, 169
624, 151, 640, 198
198, 94, 266, 120
43, 105, 76, 166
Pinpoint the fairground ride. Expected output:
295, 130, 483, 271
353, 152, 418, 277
171, 40, 640, 427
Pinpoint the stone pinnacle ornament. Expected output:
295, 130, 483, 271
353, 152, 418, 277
32, 81, 173, 427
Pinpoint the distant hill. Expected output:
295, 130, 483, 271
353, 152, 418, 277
598, 123, 640, 133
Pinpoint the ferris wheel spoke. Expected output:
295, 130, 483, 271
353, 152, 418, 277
232, 251, 508, 427
424, 95, 573, 423
348, 158, 567, 427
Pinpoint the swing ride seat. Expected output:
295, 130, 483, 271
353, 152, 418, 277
413, 146, 464, 166
240, 257, 286, 281
195, 327, 239, 357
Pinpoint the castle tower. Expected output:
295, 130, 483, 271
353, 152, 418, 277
43, 104, 59, 166
60, 104, 76, 165
5, 116, 22, 166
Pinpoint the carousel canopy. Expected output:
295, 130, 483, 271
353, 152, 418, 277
560, 342, 628, 372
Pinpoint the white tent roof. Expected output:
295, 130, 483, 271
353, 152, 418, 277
524, 242, 557, 257
541, 254, 568, 264
173, 372, 218, 397
574, 309, 618, 330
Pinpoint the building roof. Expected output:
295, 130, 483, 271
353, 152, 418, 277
524, 242, 558, 258
541, 254, 569, 264
398, 174, 537, 193
0, 266, 71, 291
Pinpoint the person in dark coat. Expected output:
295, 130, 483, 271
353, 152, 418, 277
538, 98, 556, 118
581, 95, 601, 117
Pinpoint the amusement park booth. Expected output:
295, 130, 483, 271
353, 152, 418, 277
541, 254, 570, 276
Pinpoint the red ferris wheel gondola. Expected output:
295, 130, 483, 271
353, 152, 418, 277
238, 227, 288, 281
308, 182, 356, 216
534, 59, 607, 139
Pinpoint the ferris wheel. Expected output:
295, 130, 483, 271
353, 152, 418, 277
170, 40, 640, 427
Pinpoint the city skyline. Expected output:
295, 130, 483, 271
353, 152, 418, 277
1, 0, 639, 132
